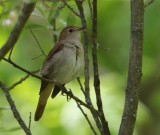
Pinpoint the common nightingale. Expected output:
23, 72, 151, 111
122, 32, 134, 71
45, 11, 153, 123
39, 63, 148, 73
34, 26, 84, 121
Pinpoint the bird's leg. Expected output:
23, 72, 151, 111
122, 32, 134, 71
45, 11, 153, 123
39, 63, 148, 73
61, 88, 73, 101
66, 89, 73, 101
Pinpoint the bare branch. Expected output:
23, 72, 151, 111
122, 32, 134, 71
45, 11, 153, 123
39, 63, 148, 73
8, 47, 14, 60
63, 1, 81, 17
75, 0, 103, 134
76, 102, 98, 135
0, 82, 32, 135
87, 0, 93, 19
7, 70, 38, 91
28, 112, 32, 129
2, 58, 43, 81
30, 29, 47, 57
77, 77, 85, 95
144, 0, 155, 8
91, 0, 110, 134
0, 2, 36, 61
119, 0, 144, 135
49, 2, 66, 43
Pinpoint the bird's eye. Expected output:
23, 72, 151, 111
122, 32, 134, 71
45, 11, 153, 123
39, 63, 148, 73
68, 29, 73, 33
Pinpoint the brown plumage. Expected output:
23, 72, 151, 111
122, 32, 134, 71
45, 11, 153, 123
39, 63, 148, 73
34, 26, 84, 121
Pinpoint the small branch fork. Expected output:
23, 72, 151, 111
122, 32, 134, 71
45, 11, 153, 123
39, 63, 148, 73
75, 0, 111, 135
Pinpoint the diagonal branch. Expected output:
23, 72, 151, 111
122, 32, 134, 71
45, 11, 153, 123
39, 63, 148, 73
77, 77, 85, 95
119, 0, 144, 135
30, 29, 47, 57
3, 58, 42, 81
0, 2, 36, 61
7, 70, 39, 91
2, 57, 100, 116
0, 82, 32, 135
76, 102, 98, 135
144, 0, 155, 8
63, 0, 80, 17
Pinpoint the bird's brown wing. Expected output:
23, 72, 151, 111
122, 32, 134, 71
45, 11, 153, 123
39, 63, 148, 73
39, 42, 64, 94
45, 42, 64, 62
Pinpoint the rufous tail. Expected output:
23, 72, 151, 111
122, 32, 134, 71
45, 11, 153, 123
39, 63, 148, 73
34, 84, 53, 121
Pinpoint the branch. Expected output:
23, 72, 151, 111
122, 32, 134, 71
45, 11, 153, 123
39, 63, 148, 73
2, 57, 100, 116
144, 0, 155, 8
0, 2, 36, 61
77, 77, 85, 95
49, 2, 65, 43
30, 29, 47, 57
75, 0, 103, 134
2, 58, 43, 81
91, 0, 110, 134
76, 102, 98, 135
7, 70, 39, 91
0, 82, 32, 135
63, 1, 81, 17
119, 0, 144, 135
87, 0, 93, 19
28, 112, 32, 129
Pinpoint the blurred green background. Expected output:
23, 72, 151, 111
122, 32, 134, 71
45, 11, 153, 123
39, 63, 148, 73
0, 0, 160, 135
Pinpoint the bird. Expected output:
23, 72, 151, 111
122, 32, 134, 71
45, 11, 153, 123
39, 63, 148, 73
34, 26, 84, 121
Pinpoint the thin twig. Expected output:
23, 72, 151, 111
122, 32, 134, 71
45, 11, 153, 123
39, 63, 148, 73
28, 112, 32, 129
76, 102, 98, 135
49, 2, 65, 43
30, 29, 47, 57
8, 47, 14, 60
0, 2, 36, 61
144, 0, 155, 8
7, 70, 39, 91
0, 82, 32, 135
88, 0, 93, 19
119, 0, 144, 135
8, 74, 30, 91
91, 0, 110, 134
77, 77, 85, 95
3, 58, 43, 81
63, 0, 80, 17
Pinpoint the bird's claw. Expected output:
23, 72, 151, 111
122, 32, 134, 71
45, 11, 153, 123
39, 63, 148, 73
61, 89, 73, 101
66, 89, 73, 101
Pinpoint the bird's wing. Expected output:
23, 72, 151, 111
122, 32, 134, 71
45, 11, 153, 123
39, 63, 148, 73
39, 42, 64, 94
45, 42, 64, 62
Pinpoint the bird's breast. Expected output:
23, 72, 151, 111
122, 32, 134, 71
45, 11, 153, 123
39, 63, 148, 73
43, 44, 84, 84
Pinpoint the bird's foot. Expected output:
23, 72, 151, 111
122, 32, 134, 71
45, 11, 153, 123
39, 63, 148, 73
66, 89, 73, 101
61, 88, 73, 101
